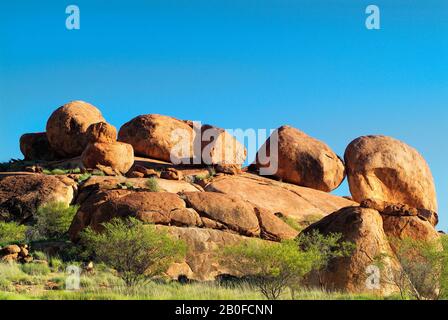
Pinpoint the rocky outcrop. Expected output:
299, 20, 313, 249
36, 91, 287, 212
20, 132, 59, 161
118, 114, 195, 163
163, 226, 261, 281
0, 174, 77, 223
69, 183, 296, 244
255, 125, 345, 192
301, 206, 400, 295
200, 124, 247, 166
0, 244, 32, 263
81, 142, 134, 174
183, 192, 260, 237
118, 114, 246, 167
345, 135, 438, 219
46, 101, 106, 158
382, 215, 440, 247
206, 173, 356, 227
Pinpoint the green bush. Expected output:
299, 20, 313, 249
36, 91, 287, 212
221, 240, 316, 300
81, 217, 186, 286
31, 251, 48, 261
297, 230, 355, 289
378, 237, 446, 300
0, 222, 27, 245
21, 263, 51, 276
30, 202, 79, 240
49, 257, 64, 272
146, 177, 160, 192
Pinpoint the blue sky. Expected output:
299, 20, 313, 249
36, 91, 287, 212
0, 1, 447, 229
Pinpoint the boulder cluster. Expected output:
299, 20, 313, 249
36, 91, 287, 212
3, 100, 440, 294
0, 244, 32, 263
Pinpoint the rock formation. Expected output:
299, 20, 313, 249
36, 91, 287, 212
255, 125, 345, 192
20, 132, 59, 161
46, 101, 106, 158
345, 135, 438, 217
0, 174, 77, 223
300, 206, 401, 295
2, 101, 443, 294
81, 122, 134, 174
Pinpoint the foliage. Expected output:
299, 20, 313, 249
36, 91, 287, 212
21, 263, 51, 276
297, 230, 355, 288
221, 239, 316, 300
277, 215, 301, 232
194, 167, 216, 183
0, 221, 27, 245
81, 217, 186, 286
145, 177, 160, 192
378, 237, 447, 300
28, 202, 79, 240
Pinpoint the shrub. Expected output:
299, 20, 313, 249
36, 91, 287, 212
81, 217, 186, 286
77, 173, 92, 183
297, 230, 355, 289
49, 257, 64, 272
146, 177, 160, 192
29, 202, 79, 240
378, 237, 446, 300
31, 251, 48, 261
21, 263, 51, 276
0, 222, 27, 245
221, 240, 316, 300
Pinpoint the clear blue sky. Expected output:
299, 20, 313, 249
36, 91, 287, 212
0, 1, 447, 229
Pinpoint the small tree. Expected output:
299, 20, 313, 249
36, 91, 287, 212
221, 240, 315, 300
29, 202, 79, 240
81, 217, 186, 286
379, 237, 446, 300
0, 221, 27, 245
297, 230, 355, 289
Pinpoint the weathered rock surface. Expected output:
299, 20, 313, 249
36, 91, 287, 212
255, 125, 345, 192
0, 174, 77, 223
46, 101, 106, 157
301, 206, 400, 295
81, 142, 134, 174
118, 114, 247, 166
206, 173, 356, 226
183, 192, 260, 237
382, 215, 440, 247
78, 175, 201, 194
255, 207, 298, 241
20, 132, 59, 161
345, 135, 437, 217
200, 124, 247, 166
163, 226, 260, 281
118, 114, 195, 163
86, 122, 117, 143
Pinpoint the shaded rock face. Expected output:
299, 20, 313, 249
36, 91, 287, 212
0, 175, 77, 223
46, 101, 106, 158
344, 135, 438, 217
81, 142, 134, 174
255, 126, 345, 192
20, 132, 59, 161
301, 206, 400, 295
206, 173, 356, 226
163, 226, 262, 281
118, 114, 195, 163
